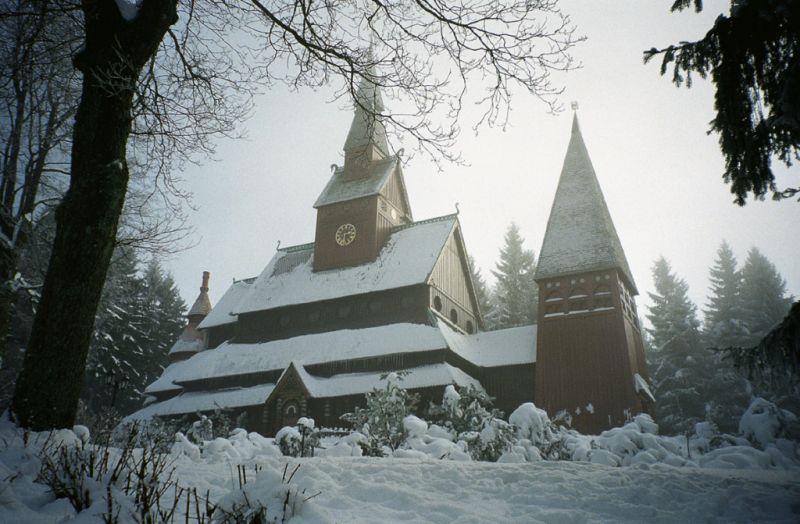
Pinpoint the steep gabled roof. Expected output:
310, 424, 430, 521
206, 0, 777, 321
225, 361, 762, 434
238, 215, 458, 315
535, 114, 637, 293
313, 155, 399, 208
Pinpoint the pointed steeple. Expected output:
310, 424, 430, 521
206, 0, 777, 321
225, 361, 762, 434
170, 271, 212, 362
535, 113, 637, 293
342, 68, 389, 178
187, 271, 212, 319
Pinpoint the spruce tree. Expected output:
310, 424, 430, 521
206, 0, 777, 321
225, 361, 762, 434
739, 248, 793, 346
467, 255, 493, 329
83, 252, 186, 419
490, 223, 538, 329
646, 257, 749, 434
703, 241, 748, 348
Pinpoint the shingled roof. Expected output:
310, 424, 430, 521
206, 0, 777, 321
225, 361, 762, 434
535, 114, 637, 294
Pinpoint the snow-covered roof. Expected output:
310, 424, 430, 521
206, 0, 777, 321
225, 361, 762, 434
535, 115, 637, 293
125, 384, 275, 421
198, 278, 255, 329
294, 363, 483, 398
168, 338, 203, 358
237, 216, 457, 314
147, 318, 536, 396
439, 324, 537, 367
145, 323, 448, 394
314, 156, 398, 208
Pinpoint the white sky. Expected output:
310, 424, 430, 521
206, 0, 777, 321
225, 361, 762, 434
164, 0, 799, 324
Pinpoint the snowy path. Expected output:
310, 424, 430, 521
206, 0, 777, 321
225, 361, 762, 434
174, 456, 800, 523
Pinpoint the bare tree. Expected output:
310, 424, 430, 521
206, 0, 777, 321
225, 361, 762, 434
0, 1, 79, 360
10, 0, 582, 430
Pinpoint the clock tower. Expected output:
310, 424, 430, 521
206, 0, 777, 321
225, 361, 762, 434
312, 76, 412, 271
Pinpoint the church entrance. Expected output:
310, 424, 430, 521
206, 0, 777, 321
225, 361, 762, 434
281, 400, 300, 427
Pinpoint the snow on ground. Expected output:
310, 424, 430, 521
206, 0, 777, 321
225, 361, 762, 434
2, 433, 799, 522
170, 455, 800, 523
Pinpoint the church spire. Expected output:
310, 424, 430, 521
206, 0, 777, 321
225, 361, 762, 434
342, 67, 389, 178
535, 112, 637, 293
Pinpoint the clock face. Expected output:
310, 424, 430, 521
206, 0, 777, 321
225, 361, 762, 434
335, 223, 357, 246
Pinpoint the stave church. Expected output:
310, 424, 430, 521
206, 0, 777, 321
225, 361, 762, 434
128, 79, 653, 435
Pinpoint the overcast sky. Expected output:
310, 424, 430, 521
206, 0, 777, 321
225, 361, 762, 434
164, 0, 799, 324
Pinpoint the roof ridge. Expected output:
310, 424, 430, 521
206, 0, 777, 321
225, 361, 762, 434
278, 242, 315, 253
391, 213, 458, 233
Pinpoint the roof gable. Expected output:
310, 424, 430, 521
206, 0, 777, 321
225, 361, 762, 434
238, 215, 457, 314
427, 223, 481, 320
535, 115, 637, 293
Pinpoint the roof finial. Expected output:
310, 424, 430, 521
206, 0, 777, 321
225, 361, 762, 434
571, 101, 579, 112
276, 239, 281, 250
201, 271, 210, 293
455, 202, 460, 215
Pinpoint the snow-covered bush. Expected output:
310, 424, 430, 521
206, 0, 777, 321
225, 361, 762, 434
276, 418, 320, 457
394, 415, 471, 461
508, 402, 569, 460
319, 431, 367, 458
341, 372, 420, 455
213, 464, 323, 523
426, 385, 514, 461
36, 423, 180, 521
739, 397, 798, 448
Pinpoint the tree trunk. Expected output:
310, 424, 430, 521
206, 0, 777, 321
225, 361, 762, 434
11, 0, 177, 430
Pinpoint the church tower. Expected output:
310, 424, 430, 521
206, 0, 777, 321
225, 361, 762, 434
534, 113, 652, 433
312, 75, 412, 271
168, 271, 212, 363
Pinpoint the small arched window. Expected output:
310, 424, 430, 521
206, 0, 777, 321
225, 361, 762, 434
466, 320, 475, 334
450, 309, 458, 324
433, 296, 443, 312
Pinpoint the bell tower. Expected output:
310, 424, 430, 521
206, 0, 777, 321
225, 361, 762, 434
534, 112, 652, 433
312, 73, 412, 271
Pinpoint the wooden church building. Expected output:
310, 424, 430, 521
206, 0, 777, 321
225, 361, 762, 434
128, 79, 653, 435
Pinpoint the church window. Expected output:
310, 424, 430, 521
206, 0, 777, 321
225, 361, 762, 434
369, 300, 383, 313
337, 305, 351, 318
466, 320, 474, 334
433, 296, 443, 312
450, 309, 458, 324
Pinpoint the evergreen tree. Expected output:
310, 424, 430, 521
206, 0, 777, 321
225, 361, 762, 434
646, 257, 749, 434
739, 248, 793, 347
490, 223, 538, 329
703, 241, 748, 348
467, 255, 493, 329
340, 372, 420, 455
82, 251, 186, 420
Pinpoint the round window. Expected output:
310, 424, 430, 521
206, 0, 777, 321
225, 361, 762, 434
450, 309, 458, 324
